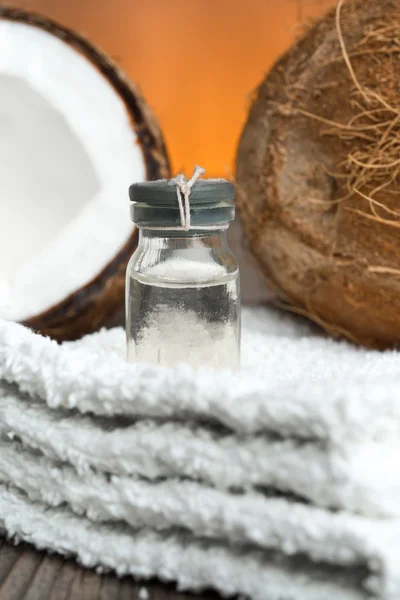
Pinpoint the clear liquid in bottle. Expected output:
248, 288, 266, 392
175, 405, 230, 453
126, 262, 240, 369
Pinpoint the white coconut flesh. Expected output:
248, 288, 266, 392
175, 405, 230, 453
0, 20, 145, 321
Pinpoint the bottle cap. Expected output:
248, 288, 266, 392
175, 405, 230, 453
129, 177, 235, 229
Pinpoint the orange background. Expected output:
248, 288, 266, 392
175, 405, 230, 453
9, 0, 334, 176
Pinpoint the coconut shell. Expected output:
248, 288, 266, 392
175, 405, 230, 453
0, 8, 170, 341
236, 0, 400, 348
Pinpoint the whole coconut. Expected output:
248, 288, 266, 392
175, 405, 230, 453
236, 0, 400, 348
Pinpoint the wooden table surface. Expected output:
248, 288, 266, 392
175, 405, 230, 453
0, 537, 219, 600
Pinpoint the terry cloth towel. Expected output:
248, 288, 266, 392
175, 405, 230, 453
0, 308, 400, 600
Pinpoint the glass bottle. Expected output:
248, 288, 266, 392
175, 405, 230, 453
126, 175, 240, 369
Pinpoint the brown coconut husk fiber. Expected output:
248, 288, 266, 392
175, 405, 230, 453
236, 0, 400, 348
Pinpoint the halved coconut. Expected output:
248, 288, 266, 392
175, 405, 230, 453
0, 8, 170, 340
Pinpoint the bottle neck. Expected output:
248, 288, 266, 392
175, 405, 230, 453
137, 228, 229, 250
131, 226, 238, 281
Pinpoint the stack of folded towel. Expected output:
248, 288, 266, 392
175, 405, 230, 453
0, 306, 400, 600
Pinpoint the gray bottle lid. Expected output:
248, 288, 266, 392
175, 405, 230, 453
129, 178, 235, 229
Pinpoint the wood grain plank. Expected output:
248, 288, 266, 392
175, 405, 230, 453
118, 578, 139, 600
78, 568, 103, 600
24, 555, 64, 600
0, 537, 216, 600
64, 568, 85, 600
99, 573, 121, 600
0, 542, 21, 585
47, 561, 77, 600
0, 550, 43, 600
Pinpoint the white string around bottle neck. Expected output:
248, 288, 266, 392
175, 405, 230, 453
142, 165, 228, 232
173, 165, 205, 231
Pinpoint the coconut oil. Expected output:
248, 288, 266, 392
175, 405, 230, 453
126, 260, 240, 368
127, 173, 240, 369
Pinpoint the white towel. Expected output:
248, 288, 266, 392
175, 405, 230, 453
1, 383, 400, 518
1, 308, 400, 442
0, 307, 400, 599
0, 485, 370, 600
